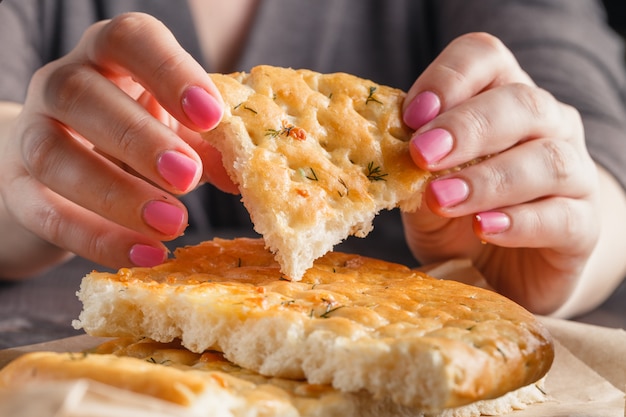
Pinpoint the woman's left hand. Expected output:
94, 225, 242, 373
401, 32, 599, 315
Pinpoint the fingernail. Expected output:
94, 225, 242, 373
410, 128, 453, 165
476, 212, 511, 234
157, 150, 199, 192
129, 244, 167, 267
182, 86, 223, 130
403, 91, 440, 129
430, 178, 469, 208
143, 200, 186, 236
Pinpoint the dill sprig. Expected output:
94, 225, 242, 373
233, 103, 258, 114
265, 120, 306, 140
305, 167, 318, 181
320, 305, 345, 318
366, 86, 383, 105
146, 357, 172, 365
337, 177, 349, 197
265, 128, 281, 138
365, 161, 388, 181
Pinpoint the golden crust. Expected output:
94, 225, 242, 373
0, 338, 548, 417
203, 66, 430, 280
73, 237, 554, 411
0, 350, 208, 407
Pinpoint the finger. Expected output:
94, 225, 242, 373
82, 13, 223, 131
136, 91, 239, 194
409, 83, 581, 171
39, 62, 202, 194
20, 116, 189, 240
403, 32, 533, 129
474, 197, 597, 253
424, 137, 596, 217
473, 196, 598, 312
3, 174, 169, 269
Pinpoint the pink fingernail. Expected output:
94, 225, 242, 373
143, 200, 186, 236
157, 150, 199, 192
476, 212, 511, 234
410, 128, 453, 165
129, 244, 166, 267
182, 86, 223, 130
403, 91, 440, 129
430, 178, 469, 208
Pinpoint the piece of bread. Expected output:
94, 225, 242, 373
203, 65, 430, 280
72, 237, 554, 412
0, 337, 548, 417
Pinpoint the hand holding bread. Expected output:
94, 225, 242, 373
0, 11, 616, 318
400, 33, 606, 316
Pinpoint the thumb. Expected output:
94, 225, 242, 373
401, 207, 481, 265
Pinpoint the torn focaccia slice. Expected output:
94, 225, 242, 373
73, 237, 554, 412
0, 338, 548, 417
203, 65, 429, 280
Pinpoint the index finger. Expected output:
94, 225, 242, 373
80, 13, 223, 132
403, 32, 534, 129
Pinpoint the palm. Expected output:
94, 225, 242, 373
403, 210, 582, 315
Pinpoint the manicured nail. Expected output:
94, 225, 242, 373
403, 91, 441, 129
476, 212, 511, 234
129, 244, 166, 267
143, 200, 186, 236
410, 128, 453, 165
181, 86, 223, 130
429, 178, 469, 208
157, 150, 199, 192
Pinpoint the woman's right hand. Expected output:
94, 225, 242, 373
0, 13, 232, 274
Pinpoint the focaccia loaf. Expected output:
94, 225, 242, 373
0, 338, 547, 417
73, 238, 554, 412
203, 66, 430, 280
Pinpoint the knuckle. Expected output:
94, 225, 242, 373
98, 176, 126, 215
41, 63, 95, 118
511, 84, 550, 121
522, 200, 582, 244
85, 233, 111, 263
483, 162, 512, 196
35, 203, 65, 244
151, 50, 190, 84
38, 204, 109, 263
459, 32, 505, 50
111, 112, 153, 155
453, 105, 493, 146
434, 60, 469, 89
98, 13, 158, 50
456, 32, 511, 59
20, 124, 59, 178
521, 205, 543, 237
557, 200, 588, 244
540, 140, 577, 185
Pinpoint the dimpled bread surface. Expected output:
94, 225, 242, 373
73, 237, 554, 412
202, 65, 430, 280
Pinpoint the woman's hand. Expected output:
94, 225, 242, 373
401, 32, 600, 315
0, 13, 236, 276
